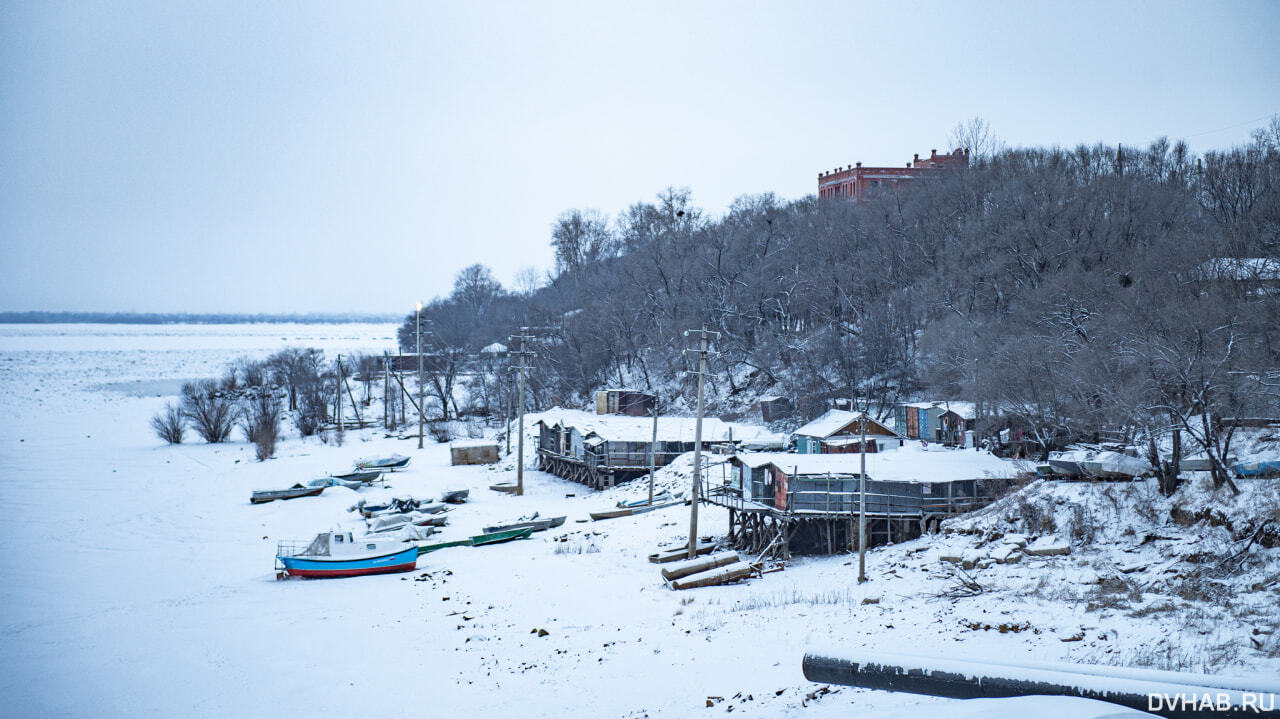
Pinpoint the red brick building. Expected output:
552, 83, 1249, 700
817, 148, 969, 200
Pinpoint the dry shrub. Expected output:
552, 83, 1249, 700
150, 402, 185, 444
181, 380, 234, 443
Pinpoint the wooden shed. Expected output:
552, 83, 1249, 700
450, 440, 500, 465
895, 401, 975, 447
756, 396, 793, 423
793, 409, 902, 454
536, 410, 772, 489
594, 389, 656, 416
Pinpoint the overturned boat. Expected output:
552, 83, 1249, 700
330, 470, 383, 483
355, 454, 411, 471
307, 477, 363, 490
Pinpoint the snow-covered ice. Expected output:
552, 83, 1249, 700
0, 324, 1274, 717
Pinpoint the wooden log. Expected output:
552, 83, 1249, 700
670, 561, 756, 590
649, 542, 716, 564
661, 552, 740, 581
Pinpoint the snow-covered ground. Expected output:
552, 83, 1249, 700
0, 324, 1275, 717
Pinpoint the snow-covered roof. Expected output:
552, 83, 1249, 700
793, 409, 898, 439
732, 445, 1022, 483
1200, 257, 1280, 281
450, 439, 498, 449
530, 408, 774, 444
481, 342, 507, 354
901, 401, 976, 419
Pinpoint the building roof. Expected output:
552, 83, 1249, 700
731, 445, 1022, 484
1199, 257, 1280, 281
900, 401, 977, 420
793, 410, 899, 439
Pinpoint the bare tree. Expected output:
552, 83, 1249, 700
947, 116, 1004, 162
551, 208, 616, 276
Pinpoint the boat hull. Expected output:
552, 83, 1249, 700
482, 516, 566, 534
251, 487, 324, 504
415, 527, 534, 555
1046, 460, 1083, 477
278, 546, 418, 578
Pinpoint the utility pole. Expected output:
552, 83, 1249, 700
509, 328, 537, 496
682, 326, 720, 559
648, 403, 659, 506
416, 302, 424, 450
336, 354, 344, 432
858, 398, 868, 583
505, 382, 513, 456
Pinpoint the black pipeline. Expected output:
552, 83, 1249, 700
801, 650, 1280, 718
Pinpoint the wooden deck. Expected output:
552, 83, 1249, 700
536, 450, 651, 490
700, 480, 994, 558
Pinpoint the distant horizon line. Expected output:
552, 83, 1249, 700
0, 311, 404, 325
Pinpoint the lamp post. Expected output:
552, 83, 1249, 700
416, 302, 424, 450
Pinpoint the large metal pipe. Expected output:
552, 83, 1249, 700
801, 650, 1280, 719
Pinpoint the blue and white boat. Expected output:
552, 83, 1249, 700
1232, 459, 1280, 478
276, 531, 417, 579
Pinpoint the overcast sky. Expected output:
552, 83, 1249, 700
2, 1, 1277, 314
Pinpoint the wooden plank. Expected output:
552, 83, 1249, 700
649, 542, 716, 563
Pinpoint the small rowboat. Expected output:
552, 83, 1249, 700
440, 489, 470, 504
482, 515, 566, 534
251, 484, 324, 504
331, 470, 383, 483
276, 532, 417, 579
355, 454, 411, 471
308, 477, 363, 490
414, 527, 534, 556
616, 491, 682, 508
590, 497, 685, 521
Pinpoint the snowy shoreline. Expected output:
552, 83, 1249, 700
1, 324, 1275, 718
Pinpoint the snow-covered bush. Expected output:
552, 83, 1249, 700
293, 379, 327, 437
240, 392, 281, 461
150, 402, 184, 444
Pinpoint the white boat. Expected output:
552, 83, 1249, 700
275, 531, 417, 579
1080, 450, 1150, 479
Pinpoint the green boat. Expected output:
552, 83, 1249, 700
414, 527, 534, 556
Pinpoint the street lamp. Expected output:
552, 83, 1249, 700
416, 301, 424, 450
